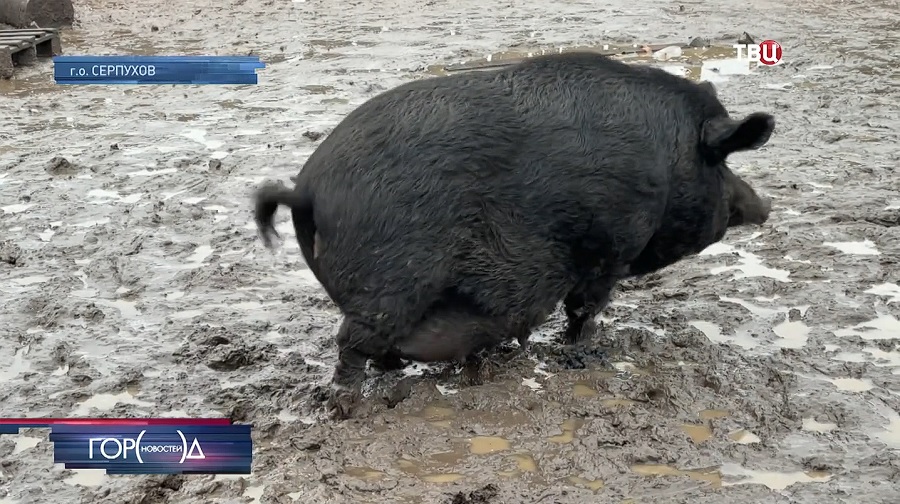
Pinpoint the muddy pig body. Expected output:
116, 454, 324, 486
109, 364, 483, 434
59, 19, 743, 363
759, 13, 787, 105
254, 51, 774, 419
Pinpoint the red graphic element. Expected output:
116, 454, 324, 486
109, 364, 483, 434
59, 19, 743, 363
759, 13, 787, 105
759, 40, 783, 66
0, 418, 232, 425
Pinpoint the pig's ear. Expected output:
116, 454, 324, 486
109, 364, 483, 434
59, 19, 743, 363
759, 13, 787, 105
702, 112, 775, 154
698, 81, 717, 97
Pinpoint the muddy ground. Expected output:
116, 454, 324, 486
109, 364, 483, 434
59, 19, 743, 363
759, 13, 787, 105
1, 0, 899, 502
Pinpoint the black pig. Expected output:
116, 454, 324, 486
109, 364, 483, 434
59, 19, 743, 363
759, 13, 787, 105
254, 51, 773, 419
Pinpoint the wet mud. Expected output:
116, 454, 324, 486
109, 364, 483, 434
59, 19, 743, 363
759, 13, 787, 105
1, 0, 899, 502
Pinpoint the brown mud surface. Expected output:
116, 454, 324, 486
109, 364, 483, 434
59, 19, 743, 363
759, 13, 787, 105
1, 0, 899, 502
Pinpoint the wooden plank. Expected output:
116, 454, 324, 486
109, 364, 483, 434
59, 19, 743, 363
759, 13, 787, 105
0, 28, 59, 33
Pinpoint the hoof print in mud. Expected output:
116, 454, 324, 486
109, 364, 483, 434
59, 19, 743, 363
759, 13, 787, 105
326, 388, 360, 421
172, 329, 276, 371
446, 484, 500, 504
548, 343, 609, 371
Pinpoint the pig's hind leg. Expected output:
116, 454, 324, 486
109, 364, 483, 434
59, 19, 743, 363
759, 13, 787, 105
563, 272, 619, 345
327, 316, 399, 420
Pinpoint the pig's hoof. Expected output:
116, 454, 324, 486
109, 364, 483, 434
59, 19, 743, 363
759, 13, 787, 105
371, 352, 407, 373
563, 318, 599, 345
326, 386, 359, 420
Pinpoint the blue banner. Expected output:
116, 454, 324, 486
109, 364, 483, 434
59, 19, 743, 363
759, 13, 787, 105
0, 418, 252, 475
53, 56, 265, 85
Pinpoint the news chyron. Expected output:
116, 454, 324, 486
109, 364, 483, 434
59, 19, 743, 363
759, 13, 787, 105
0, 418, 252, 475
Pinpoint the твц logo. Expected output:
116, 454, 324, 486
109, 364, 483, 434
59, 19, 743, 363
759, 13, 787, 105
733, 39, 783, 66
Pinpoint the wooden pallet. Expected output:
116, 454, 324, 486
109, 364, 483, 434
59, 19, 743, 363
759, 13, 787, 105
0, 28, 62, 79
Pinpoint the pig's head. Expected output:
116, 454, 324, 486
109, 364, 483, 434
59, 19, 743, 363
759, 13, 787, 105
700, 110, 775, 227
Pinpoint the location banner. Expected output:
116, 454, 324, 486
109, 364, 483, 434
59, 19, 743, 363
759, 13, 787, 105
52, 56, 265, 85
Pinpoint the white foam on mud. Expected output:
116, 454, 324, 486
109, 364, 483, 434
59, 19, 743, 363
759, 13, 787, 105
833, 314, 900, 340
824, 240, 880, 255
865, 283, 900, 304
802, 418, 838, 433
2, 203, 33, 214
720, 463, 832, 490
63, 469, 107, 487
690, 320, 758, 349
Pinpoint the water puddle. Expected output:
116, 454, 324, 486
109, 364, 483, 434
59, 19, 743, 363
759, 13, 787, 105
773, 318, 811, 349
824, 240, 880, 255
9, 275, 51, 287
185, 244, 214, 265
0, 346, 33, 381
802, 418, 838, 433
689, 320, 758, 349
244, 485, 265, 503
12, 435, 42, 454
865, 283, 900, 304
548, 419, 582, 444
832, 346, 900, 368
420, 473, 464, 483
701, 243, 791, 282
728, 429, 761, 444
633, 463, 831, 490
699, 409, 729, 420
719, 463, 831, 490
573, 383, 597, 397
72, 390, 155, 416
631, 464, 722, 487
2, 203, 33, 214
468, 436, 510, 455
682, 424, 712, 443
719, 296, 783, 317
567, 476, 604, 491
834, 314, 900, 340
397, 458, 463, 483
827, 377, 875, 392
875, 412, 900, 449
63, 469, 107, 487
95, 299, 141, 318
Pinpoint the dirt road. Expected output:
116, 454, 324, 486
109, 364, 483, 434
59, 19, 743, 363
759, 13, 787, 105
1, 0, 898, 502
